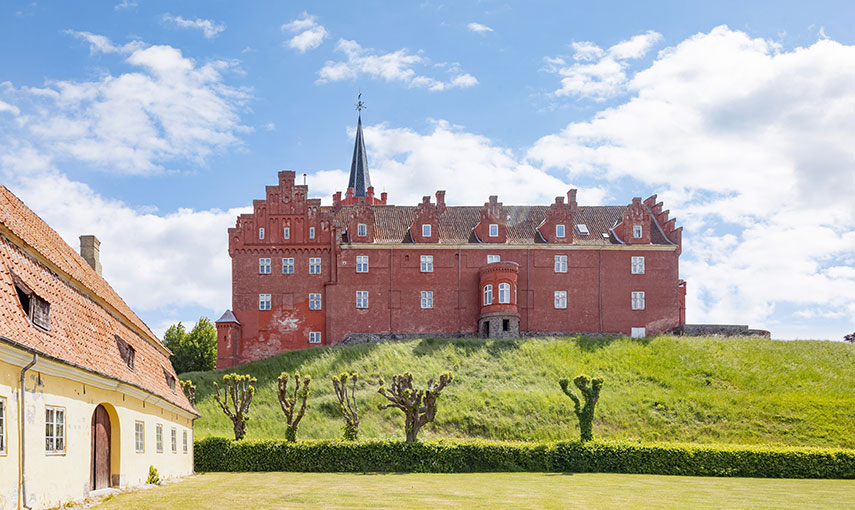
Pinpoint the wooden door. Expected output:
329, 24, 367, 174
91, 405, 111, 490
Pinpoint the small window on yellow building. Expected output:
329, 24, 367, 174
135, 421, 145, 453
183, 430, 189, 453
171, 428, 177, 453
45, 406, 65, 453
0, 397, 6, 454
156, 424, 163, 453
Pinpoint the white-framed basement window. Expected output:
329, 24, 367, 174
631, 327, 646, 338
45, 406, 65, 454
135, 421, 145, 453
309, 332, 322, 344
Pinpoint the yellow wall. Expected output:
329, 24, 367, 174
0, 353, 196, 510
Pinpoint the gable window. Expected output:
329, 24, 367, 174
258, 293, 271, 310
12, 273, 50, 331
554, 291, 567, 309
356, 255, 369, 273
282, 257, 295, 274
309, 331, 322, 344
171, 428, 177, 453
156, 424, 163, 453
115, 335, 135, 370
422, 224, 432, 238
309, 293, 322, 310
309, 227, 316, 239
489, 224, 499, 237
135, 421, 145, 453
633, 225, 643, 238
45, 406, 65, 453
357, 223, 367, 237
283, 227, 290, 240
483, 284, 493, 306
356, 291, 369, 309
259, 257, 271, 274
420, 255, 433, 272
556, 224, 566, 238
487, 254, 500, 264
0, 397, 6, 454
309, 258, 322, 275
631, 256, 645, 275
554, 255, 567, 273
498, 283, 511, 304
258, 227, 265, 240
183, 430, 189, 453
632, 291, 646, 310
421, 291, 434, 309
164, 369, 176, 392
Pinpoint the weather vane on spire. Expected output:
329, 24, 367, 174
355, 92, 366, 113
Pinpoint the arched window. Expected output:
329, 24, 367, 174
483, 284, 493, 306
498, 283, 510, 304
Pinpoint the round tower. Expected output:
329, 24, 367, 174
478, 261, 520, 339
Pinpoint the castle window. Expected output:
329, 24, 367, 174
420, 255, 433, 273
498, 283, 511, 304
422, 224, 432, 238
576, 224, 590, 236
489, 224, 499, 237
357, 223, 367, 237
0, 397, 6, 454
631, 327, 646, 338
259, 293, 272, 310
45, 406, 65, 453
356, 255, 369, 273
483, 285, 493, 306
135, 421, 145, 453
309, 293, 322, 310
554, 255, 567, 273
156, 424, 163, 453
632, 291, 645, 310
556, 224, 566, 238
421, 291, 434, 309
115, 335, 135, 370
554, 291, 567, 309
183, 430, 188, 453
309, 227, 316, 239
258, 227, 265, 240
309, 332, 322, 344
171, 428, 177, 453
356, 291, 369, 309
631, 256, 645, 274
487, 254, 500, 264
283, 227, 290, 239
282, 257, 295, 274
309, 257, 321, 275
633, 225, 643, 238
259, 257, 272, 274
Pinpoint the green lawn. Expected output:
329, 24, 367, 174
183, 335, 855, 447
98, 472, 855, 510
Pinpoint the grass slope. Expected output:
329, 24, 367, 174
183, 336, 855, 447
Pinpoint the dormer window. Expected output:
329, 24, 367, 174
283, 227, 290, 240
556, 224, 566, 238
489, 224, 499, 237
357, 223, 367, 237
115, 335, 135, 370
633, 225, 643, 238
258, 227, 265, 240
309, 227, 316, 239
12, 273, 50, 331
164, 369, 176, 392
575, 224, 589, 236
422, 224, 432, 238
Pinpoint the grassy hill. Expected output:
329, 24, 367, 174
183, 335, 855, 448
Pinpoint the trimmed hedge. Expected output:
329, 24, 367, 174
195, 437, 855, 479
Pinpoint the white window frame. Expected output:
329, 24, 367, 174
422, 224, 432, 238
183, 430, 188, 453
171, 427, 177, 453
156, 423, 163, 453
135, 421, 145, 453
309, 257, 321, 275
483, 284, 493, 305
489, 224, 499, 237
282, 257, 295, 274
554, 255, 567, 273
576, 224, 590, 236
45, 406, 65, 454
631, 256, 645, 275
632, 291, 646, 310
633, 225, 643, 238
258, 257, 271, 274
258, 227, 265, 240
421, 291, 434, 309
357, 223, 367, 237
498, 283, 511, 304
356, 290, 369, 309
631, 327, 646, 338
554, 290, 567, 309
420, 255, 433, 273
258, 293, 271, 311
283, 226, 290, 240
556, 224, 565, 238
0, 397, 6, 455
309, 227, 316, 239
487, 254, 501, 264
309, 293, 322, 311
309, 331, 322, 344
356, 255, 369, 273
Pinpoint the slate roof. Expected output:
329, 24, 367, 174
0, 185, 196, 415
347, 115, 371, 197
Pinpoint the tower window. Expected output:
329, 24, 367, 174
258, 258, 271, 274
282, 257, 295, 274
498, 283, 510, 304
309, 227, 316, 239
483, 284, 493, 306
283, 227, 290, 240
309, 258, 321, 275
258, 227, 265, 240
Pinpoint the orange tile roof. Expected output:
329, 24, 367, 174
0, 186, 196, 415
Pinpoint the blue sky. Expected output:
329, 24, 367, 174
1, 1, 853, 340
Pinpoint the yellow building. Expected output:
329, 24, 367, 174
0, 186, 198, 510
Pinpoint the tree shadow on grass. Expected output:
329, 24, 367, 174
412, 336, 523, 358
567, 334, 650, 352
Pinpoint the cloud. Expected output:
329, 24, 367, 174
467, 22, 493, 34
0, 100, 19, 116
529, 26, 855, 337
544, 30, 662, 100
162, 14, 226, 39
2, 33, 249, 175
318, 39, 478, 91
282, 12, 328, 53
114, 0, 137, 11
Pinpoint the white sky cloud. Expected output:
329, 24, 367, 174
282, 12, 328, 53
114, 0, 137, 11
318, 39, 478, 91
162, 14, 226, 39
467, 22, 494, 34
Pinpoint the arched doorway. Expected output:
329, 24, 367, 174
91, 404, 112, 490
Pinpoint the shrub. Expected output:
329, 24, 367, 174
214, 373, 257, 440
377, 372, 453, 442
845, 332, 854, 343
164, 317, 217, 373
146, 465, 160, 485
559, 375, 603, 442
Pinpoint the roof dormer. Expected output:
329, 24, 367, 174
409, 191, 445, 243
346, 197, 376, 243
537, 189, 577, 244
613, 197, 652, 245
474, 195, 507, 243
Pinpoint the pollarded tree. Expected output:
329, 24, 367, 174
278, 371, 311, 442
332, 372, 360, 440
559, 375, 603, 442
179, 379, 196, 405
213, 373, 257, 440
377, 372, 453, 442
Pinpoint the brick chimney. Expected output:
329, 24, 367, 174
79, 235, 102, 276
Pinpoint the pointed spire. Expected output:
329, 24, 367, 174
347, 107, 371, 197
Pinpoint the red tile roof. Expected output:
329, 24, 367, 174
0, 186, 196, 415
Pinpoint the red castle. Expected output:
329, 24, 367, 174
216, 112, 686, 368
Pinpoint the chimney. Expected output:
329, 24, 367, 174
79, 235, 102, 276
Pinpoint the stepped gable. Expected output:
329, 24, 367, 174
0, 185, 196, 415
